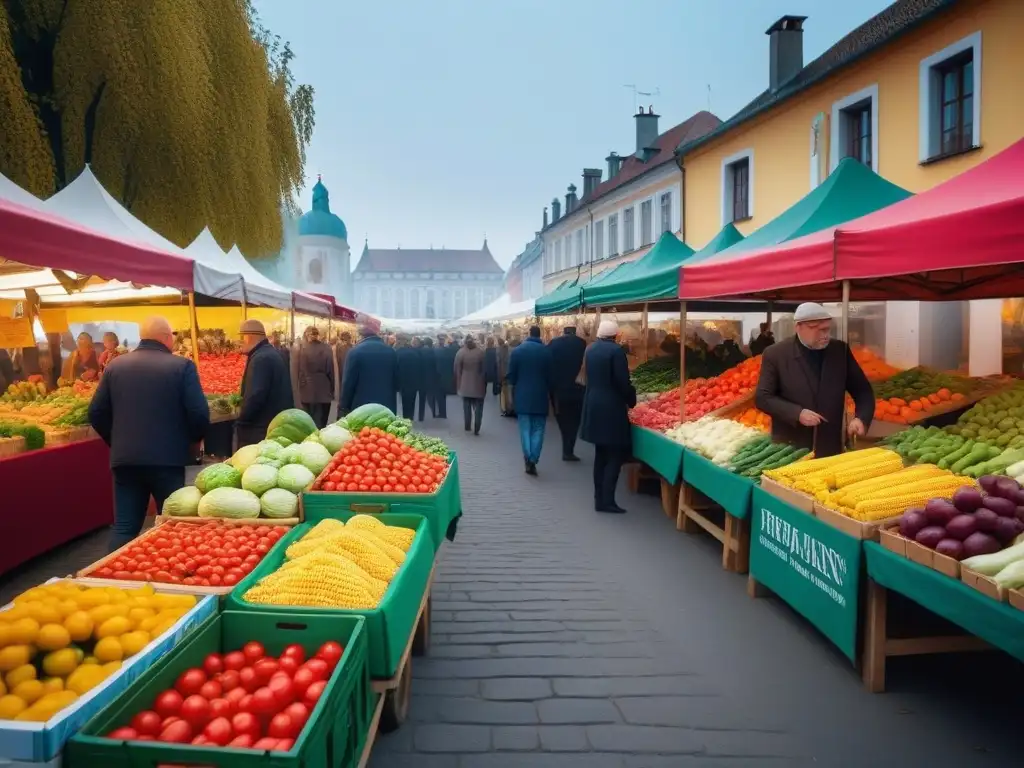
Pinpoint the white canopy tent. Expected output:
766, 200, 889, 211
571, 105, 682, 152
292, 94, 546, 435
223, 243, 329, 316
0, 172, 45, 210
454, 293, 536, 325
43, 166, 243, 301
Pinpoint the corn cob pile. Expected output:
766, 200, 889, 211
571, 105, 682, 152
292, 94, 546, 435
243, 515, 415, 609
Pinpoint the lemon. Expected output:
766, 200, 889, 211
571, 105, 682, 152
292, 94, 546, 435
66, 665, 105, 695
0, 646, 32, 672
41, 648, 82, 678
96, 616, 131, 640
136, 616, 160, 634
150, 619, 175, 638
81, 656, 99, 665
0, 623, 11, 648
26, 603, 62, 626
0, 606, 28, 623
14, 587, 49, 604
0, 677, 5, 696
77, 590, 109, 609
63, 612, 94, 643
12, 680, 44, 704
0, 694, 27, 718
93, 637, 123, 663
8, 618, 39, 645
40, 678, 63, 694
55, 599, 81, 619
5, 664, 36, 689
101, 661, 121, 675
16, 690, 77, 721
87, 605, 121, 626
118, 630, 150, 657
36, 624, 72, 652
127, 607, 155, 628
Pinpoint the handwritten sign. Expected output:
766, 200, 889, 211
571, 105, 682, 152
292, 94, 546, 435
0, 317, 35, 348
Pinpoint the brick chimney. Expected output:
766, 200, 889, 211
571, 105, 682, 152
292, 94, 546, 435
606, 152, 623, 179
565, 184, 578, 214
581, 168, 602, 199
767, 15, 806, 92
551, 197, 561, 222
634, 106, 660, 158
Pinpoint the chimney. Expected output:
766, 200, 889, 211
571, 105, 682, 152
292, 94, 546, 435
543, 206, 549, 229
634, 106, 660, 158
581, 168, 602, 199
766, 15, 806, 92
565, 184, 578, 214
551, 197, 561, 221
606, 152, 623, 179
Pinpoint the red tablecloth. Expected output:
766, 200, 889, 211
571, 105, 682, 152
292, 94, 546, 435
0, 438, 113, 576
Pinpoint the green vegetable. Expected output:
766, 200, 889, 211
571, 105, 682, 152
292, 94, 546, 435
253, 456, 283, 469
257, 440, 283, 458
197, 487, 261, 519
386, 418, 413, 437
277, 463, 316, 493
265, 408, 318, 447
343, 403, 396, 432
162, 486, 202, 517
402, 432, 450, 458
228, 444, 261, 473
962, 540, 1024, 576
260, 488, 299, 519
241, 464, 278, 496
195, 463, 242, 493
295, 442, 332, 475
319, 424, 352, 454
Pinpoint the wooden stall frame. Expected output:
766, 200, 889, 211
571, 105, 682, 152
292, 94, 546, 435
677, 483, 750, 573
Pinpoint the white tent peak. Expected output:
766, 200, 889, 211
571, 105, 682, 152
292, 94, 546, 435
0, 172, 44, 210
186, 226, 228, 262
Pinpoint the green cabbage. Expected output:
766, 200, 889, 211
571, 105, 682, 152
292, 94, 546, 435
277, 463, 315, 493
278, 444, 302, 465
197, 487, 261, 518
229, 444, 261, 473
254, 456, 283, 469
295, 442, 332, 475
319, 424, 352, 454
195, 463, 242, 493
162, 486, 202, 517
257, 440, 283, 458
260, 488, 298, 518
241, 464, 278, 496
303, 431, 322, 444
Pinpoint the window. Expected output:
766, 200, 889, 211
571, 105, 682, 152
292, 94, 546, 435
830, 84, 878, 172
919, 32, 981, 162
556, 239, 563, 271
381, 287, 393, 317
660, 192, 672, 234
607, 214, 618, 256
623, 207, 635, 252
425, 289, 436, 319
565, 235, 573, 267
410, 289, 420, 318
576, 229, 584, 265
640, 200, 653, 247
721, 149, 753, 224
454, 289, 465, 318
594, 220, 605, 260
441, 289, 451, 318
395, 288, 406, 318
367, 286, 379, 314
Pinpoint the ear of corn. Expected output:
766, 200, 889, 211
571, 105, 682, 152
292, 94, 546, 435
850, 476, 975, 520
347, 515, 415, 551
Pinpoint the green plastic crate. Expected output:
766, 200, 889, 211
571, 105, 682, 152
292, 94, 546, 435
67, 610, 374, 768
226, 514, 433, 679
301, 452, 462, 554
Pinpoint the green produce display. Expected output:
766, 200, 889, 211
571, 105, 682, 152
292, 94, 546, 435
0, 421, 45, 450
947, 384, 1024, 447
873, 366, 973, 401
266, 408, 318, 447
197, 486, 262, 518
630, 357, 680, 394
195, 462, 243, 493
342, 404, 396, 431
386, 418, 412, 437
402, 432, 450, 458
727, 436, 808, 478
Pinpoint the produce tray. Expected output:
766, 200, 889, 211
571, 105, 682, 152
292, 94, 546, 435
155, 514, 302, 528
0, 436, 26, 457
0, 579, 215, 763
1010, 589, 1024, 612
960, 565, 1008, 603
811, 503, 900, 541
680, 449, 754, 520
302, 453, 461, 555
629, 426, 683, 484
877, 524, 961, 578
227, 514, 434, 679
758, 476, 814, 514
67, 611, 375, 768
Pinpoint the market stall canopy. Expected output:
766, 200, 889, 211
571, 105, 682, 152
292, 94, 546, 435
833, 137, 1024, 300
0, 172, 44, 210
456, 293, 537, 324
583, 233, 694, 307
534, 278, 580, 316
679, 157, 912, 300
217, 242, 330, 315
44, 167, 243, 301
308, 292, 359, 321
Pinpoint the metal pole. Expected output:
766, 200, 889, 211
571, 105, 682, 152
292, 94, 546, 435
187, 291, 200, 364
679, 301, 687, 412
290, 298, 296, 345
840, 280, 851, 342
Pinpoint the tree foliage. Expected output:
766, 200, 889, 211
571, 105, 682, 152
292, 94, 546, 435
0, 0, 315, 256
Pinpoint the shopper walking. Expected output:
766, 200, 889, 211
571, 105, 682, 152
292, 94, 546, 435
507, 325, 552, 476
433, 334, 452, 418
581, 320, 636, 513
341, 324, 399, 415
419, 337, 438, 418
548, 326, 587, 461
454, 335, 486, 435
236, 320, 294, 448
296, 326, 334, 428
88, 316, 210, 550
395, 334, 422, 420
484, 336, 499, 398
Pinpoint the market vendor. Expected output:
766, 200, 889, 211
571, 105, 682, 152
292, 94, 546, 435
755, 302, 874, 458
98, 332, 122, 372
63, 331, 100, 382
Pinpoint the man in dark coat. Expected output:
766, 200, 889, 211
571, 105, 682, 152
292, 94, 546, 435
547, 326, 587, 461
88, 316, 210, 550
580, 321, 637, 513
755, 302, 874, 458
236, 319, 295, 448
334, 332, 352, 413
445, 337, 460, 395
270, 330, 291, 370
419, 337, 437, 418
749, 323, 776, 357
507, 326, 553, 476
395, 334, 422, 420
483, 336, 499, 397
432, 335, 451, 418
341, 325, 399, 415
297, 326, 334, 428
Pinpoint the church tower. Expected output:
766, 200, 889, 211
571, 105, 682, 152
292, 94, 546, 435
296, 176, 351, 303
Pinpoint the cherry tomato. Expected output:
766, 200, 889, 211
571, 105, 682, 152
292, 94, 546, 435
315, 641, 343, 670
158, 720, 193, 744
154, 690, 184, 719
202, 716, 233, 746
223, 651, 246, 671
283, 702, 309, 731
253, 736, 280, 749
277, 656, 299, 675
231, 712, 262, 739
224, 686, 247, 709
242, 642, 266, 664
239, 667, 260, 693
249, 687, 278, 716
179, 695, 211, 729
219, 670, 241, 692
302, 659, 329, 682
268, 675, 295, 708
266, 713, 296, 740
275, 738, 295, 752
208, 697, 233, 720
106, 726, 138, 740
281, 644, 305, 664
228, 733, 255, 748
203, 654, 223, 676
175, 669, 207, 697
192, 734, 209, 745
131, 710, 162, 737
199, 680, 222, 700
303, 680, 327, 708
253, 658, 278, 684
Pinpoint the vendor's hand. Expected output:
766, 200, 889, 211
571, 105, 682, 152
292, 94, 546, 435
799, 409, 825, 427
848, 417, 866, 437
81, 370, 97, 382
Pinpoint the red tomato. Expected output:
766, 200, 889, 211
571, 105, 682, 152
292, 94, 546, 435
242, 642, 266, 665
303, 681, 326, 708
224, 686, 248, 708
228, 734, 255, 748
175, 669, 207, 697
202, 654, 223, 676
302, 659, 329, 681
275, 738, 295, 752
238, 693, 253, 713
191, 734, 209, 745
231, 712, 262, 739
250, 687, 278, 716
203, 716, 234, 746
268, 676, 295, 708
219, 669, 241, 692
223, 651, 246, 671
136, 735, 155, 742
277, 656, 299, 675
130, 710, 162, 737
208, 697, 233, 720
283, 702, 309, 731
158, 720, 193, 743
199, 680, 222, 700
253, 737, 280, 749
253, 658, 278, 684
179, 695, 211, 729
266, 713, 297, 740
281, 644, 305, 664
106, 726, 138, 740
154, 690, 184, 719
239, 667, 260, 693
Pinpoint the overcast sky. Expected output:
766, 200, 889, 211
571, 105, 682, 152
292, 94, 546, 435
255, 0, 893, 268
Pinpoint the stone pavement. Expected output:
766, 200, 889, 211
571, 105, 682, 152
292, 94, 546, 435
369, 395, 1022, 767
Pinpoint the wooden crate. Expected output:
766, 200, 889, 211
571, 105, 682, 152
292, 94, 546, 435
758, 476, 815, 513
960, 566, 1008, 603
0, 436, 26, 458
812, 503, 899, 541
877, 525, 961, 578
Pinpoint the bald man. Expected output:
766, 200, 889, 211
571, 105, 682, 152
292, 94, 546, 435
89, 316, 210, 551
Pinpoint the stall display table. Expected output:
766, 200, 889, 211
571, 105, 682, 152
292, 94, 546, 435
629, 426, 684, 515
0, 438, 113, 576
677, 450, 754, 572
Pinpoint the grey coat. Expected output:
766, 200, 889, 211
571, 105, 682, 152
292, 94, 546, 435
297, 340, 335, 404
454, 345, 487, 399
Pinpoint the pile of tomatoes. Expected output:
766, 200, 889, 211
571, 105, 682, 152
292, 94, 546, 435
103, 639, 343, 750
197, 353, 246, 396
312, 426, 449, 494
91, 522, 288, 588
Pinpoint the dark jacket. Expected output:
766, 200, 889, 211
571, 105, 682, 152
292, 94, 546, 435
238, 338, 294, 433
507, 337, 552, 416
273, 343, 291, 372
580, 339, 636, 448
547, 332, 587, 399
341, 335, 398, 414
297, 340, 335, 404
334, 343, 351, 401
755, 336, 874, 458
418, 346, 436, 392
88, 340, 210, 468
435, 344, 456, 395
396, 345, 422, 394
484, 347, 498, 384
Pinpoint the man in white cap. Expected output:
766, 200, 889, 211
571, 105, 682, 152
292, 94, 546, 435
755, 303, 874, 458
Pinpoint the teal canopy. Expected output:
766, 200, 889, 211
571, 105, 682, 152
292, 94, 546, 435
690, 157, 912, 263
534, 277, 581, 316
582, 232, 695, 307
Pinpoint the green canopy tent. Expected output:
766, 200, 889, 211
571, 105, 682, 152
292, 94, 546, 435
534, 277, 582, 316
582, 232, 694, 308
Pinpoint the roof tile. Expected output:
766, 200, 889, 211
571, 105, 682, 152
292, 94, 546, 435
354, 244, 504, 274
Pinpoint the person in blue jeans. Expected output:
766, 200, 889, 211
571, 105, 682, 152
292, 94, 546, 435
506, 325, 553, 476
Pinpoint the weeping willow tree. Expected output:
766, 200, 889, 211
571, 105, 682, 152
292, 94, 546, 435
0, 0, 314, 256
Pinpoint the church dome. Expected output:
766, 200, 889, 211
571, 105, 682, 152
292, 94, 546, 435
298, 177, 348, 241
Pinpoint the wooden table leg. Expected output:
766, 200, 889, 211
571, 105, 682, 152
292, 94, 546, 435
660, 479, 680, 519
862, 578, 887, 693
723, 514, 750, 574
676, 484, 700, 533
747, 575, 770, 599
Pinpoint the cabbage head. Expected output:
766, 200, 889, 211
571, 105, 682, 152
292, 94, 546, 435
257, 440, 283, 458
260, 488, 298, 518
162, 486, 202, 517
197, 487, 261, 518
229, 444, 261, 473
319, 424, 352, 454
277, 463, 315, 493
295, 442, 332, 475
241, 464, 278, 496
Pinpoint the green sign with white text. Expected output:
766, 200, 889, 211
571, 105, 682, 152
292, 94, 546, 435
750, 487, 862, 662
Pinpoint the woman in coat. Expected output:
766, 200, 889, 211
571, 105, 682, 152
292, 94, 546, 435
498, 335, 518, 417
483, 336, 499, 397
580, 320, 636, 514
454, 336, 487, 435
